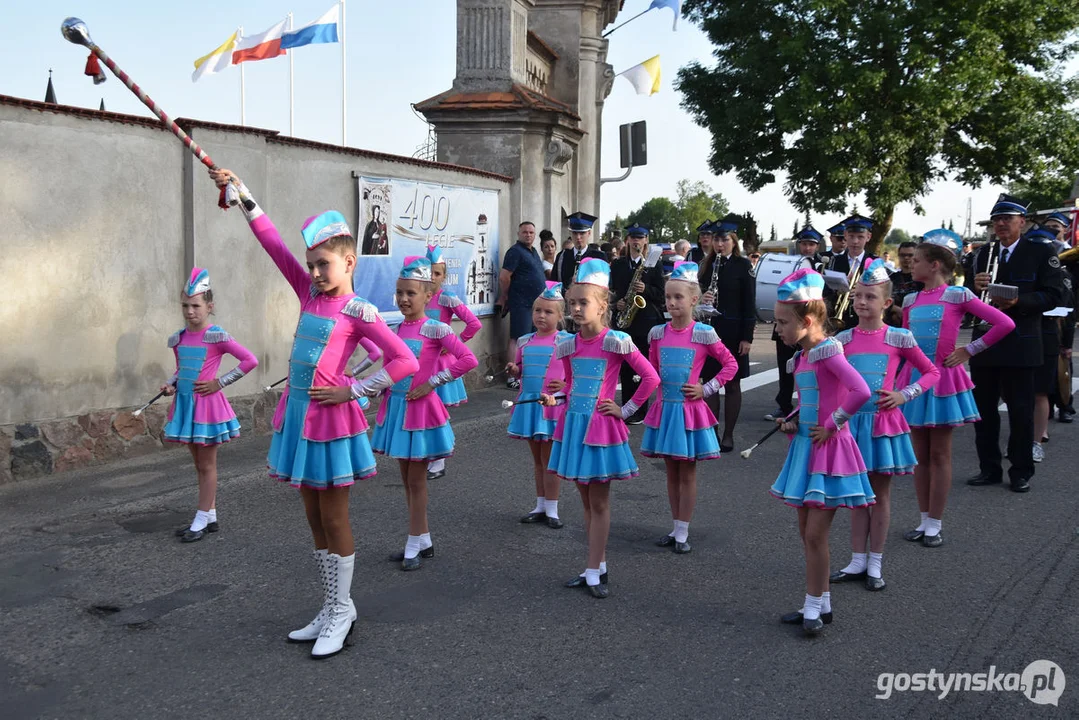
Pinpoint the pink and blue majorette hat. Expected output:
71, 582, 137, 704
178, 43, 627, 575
400, 256, 433, 281
185, 268, 211, 297
425, 244, 445, 265
301, 211, 352, 250
777, 268, 825, 303
669, 261, 699, 285
860, 258, 893, 286
920, 227, 962, 255
575, 258, 610, 287
540, 281, 563, 301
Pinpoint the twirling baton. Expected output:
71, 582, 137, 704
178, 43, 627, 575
740, 410, 800, 459
61, 18, 235, 209
484, 368, 510, 383
501, 397, 563, 410
264, 377, 287, 392
132, 388, 171, 417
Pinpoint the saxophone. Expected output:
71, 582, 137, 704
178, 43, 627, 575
615, 254, 649, 329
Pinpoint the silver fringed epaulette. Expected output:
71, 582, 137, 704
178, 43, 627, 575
167, 330, 184, 348
203, 326, 232, 343
516, 332, 536, 351
885, 327, 917, 348
787, 350, 802, 375
648, 324, 667, 343
942, 286, 974, 305
438, 291, 462, 308
808, 337, 843, 363
902, 292, 919, 309
419, 319, 452, 339
603, 330, 634, 354
692, 322, 720, 345
556, 335, 577, 359
342, 296, 381, 322
835, 329, 854, 346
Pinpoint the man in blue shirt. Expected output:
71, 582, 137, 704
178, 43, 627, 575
497, 221, 547, 388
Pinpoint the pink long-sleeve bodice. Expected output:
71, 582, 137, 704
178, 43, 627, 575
898, 285, 1015, 396
249, 214, 418, 441
643, 322, 738, 431
553, 328, 660, 446
837, 326, 940, 437
169, 325, 258, 424
375, 318, 478, 431
427, 289, 481, 375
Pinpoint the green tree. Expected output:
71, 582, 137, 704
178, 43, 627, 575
1009, 173, 1077, 214
678, 0, 1079, 253
769, 224, 777, 243
675, 179, 729, 239
604, 213, 626, 240
626, 197, 683, 243
886, 228, 912, 246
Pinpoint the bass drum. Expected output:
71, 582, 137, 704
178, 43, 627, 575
755, 254, 815, 322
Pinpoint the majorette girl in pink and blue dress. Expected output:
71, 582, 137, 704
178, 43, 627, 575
423, 244, 481, 480
769, 268, 875, 636
540, 258, 661, 599
827, 259, 940, 591
371, 256, 478, 571
211, 168, 419, 660
163, 267, 258, 544
897, 229, 1014, 548
640, 262, 738, 554
507, 281, 571, 529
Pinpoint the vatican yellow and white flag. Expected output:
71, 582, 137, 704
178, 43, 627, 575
618, 55, 661, 96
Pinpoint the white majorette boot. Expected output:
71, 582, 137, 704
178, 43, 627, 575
287, 549, 329, 643
311, 553, 357, 659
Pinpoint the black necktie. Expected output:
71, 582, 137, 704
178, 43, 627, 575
1001, 247, 1010, 264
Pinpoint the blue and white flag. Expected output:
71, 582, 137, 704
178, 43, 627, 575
281, 4, 340, 50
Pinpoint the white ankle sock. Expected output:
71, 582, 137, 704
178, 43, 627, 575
803, 594, 823, 621
404, 535, 423, 559
916, 511, 929, 532
428, 458, 445, 473
419, 533, 433, 550
842, 552, 867, 574
821, 591, 832, 614
189, 510, 210, 533
207, 509, 217, 523
531, 497, 545, 514
669, 520, 677, 537
544, 499, 559, 519
599, 561, 607, 574
585, 568, 602, 586
924, 517, 942, 537
867, 552, 883, 579
673, 520, 690, 543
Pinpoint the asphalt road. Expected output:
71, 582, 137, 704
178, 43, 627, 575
2, 325, 1076, 719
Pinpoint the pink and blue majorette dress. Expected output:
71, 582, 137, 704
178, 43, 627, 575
767, 269, 876, 508
424, 244, 481, 408
164, 269, 258, 445
242, 201, 419, 489
507, 330, 571, 441
545, 259, 661, 483
371, 257, 478, 461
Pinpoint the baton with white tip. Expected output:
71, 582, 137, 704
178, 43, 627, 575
501, 397, 563, 410
485, 368, 510, 383
740, 410, 800, 459
264, 377, 287, 392
132, 387, 172, 417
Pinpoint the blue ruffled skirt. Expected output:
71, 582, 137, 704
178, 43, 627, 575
770, 436, 875, 509
371, 393, 455, 461
548, 411, 638, 484
902, 388, 980, 428
163, 393, 240, 446
847, 413, 917, 475
640, 403, 720, 461
507, 392, 555, 441
267, 394, 376, 489
436, 378, 468, 407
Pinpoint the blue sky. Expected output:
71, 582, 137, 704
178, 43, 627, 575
5, 0, 1020, 240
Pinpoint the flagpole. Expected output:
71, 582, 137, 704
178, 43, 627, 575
288, 12, 295, 136
601, 8, 651, 38
238, 26, 246, 126
341, 0, 347, 146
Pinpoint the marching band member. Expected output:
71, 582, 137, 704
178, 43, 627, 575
1023, 225, 1067, 458
828, 260, 939, 590
769, 268, 874, 636
210, 168, 419, 659
550, 212, 605, 285
826, 215, 878, 330
541, 259, 660, 599
688, 220, 714, 264
899, 229, 1014, 546
163, 268, 258, 543
642, 262, 737, 553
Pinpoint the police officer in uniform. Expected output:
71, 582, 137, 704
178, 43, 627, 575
826, 215, 878, 329
610, 223, 666, 424
699, 219, 756, 451
968, 195, 1068, 493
